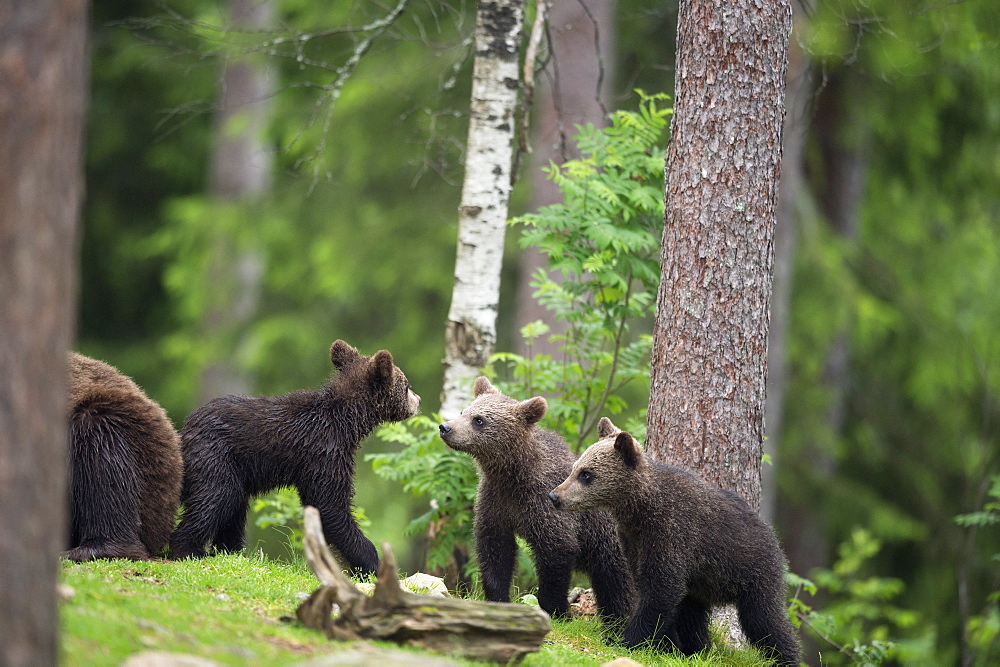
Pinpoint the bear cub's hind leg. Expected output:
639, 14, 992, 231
66, 414, 150, 562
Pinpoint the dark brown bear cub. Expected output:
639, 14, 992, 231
170, 340, 420, 575
67, 353, 183, 561
438, 377, 634, 622
549, 418, 800, 665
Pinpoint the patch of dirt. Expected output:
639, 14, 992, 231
262, 635, 315, 655
124, 570, 165, 585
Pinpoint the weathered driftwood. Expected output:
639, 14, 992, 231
296, 506, 551, 663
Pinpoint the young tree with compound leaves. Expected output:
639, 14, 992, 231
440, 0, 525, 418
0, 0, 88, 663
647, 0, 792, 512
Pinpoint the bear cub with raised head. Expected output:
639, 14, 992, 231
170, 340, 420, 575
438, 377, 634, 622
549, 418, 800, 665
67, 352, 183, 561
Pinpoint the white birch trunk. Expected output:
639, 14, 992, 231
440, 0, 525, 418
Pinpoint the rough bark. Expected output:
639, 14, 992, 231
647, 0, 792, 514
198, 0, 274, 403
762, 8, 811, 524
515, 0, 615, 357
440, 0, 525, 418
297, 507, 550, 663
0, 0, 88, 664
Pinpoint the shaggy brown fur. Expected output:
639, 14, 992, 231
170, 340, 420, 575
550, 418, 800, 665
66, 353, 183, 561
438, 378, 634, 622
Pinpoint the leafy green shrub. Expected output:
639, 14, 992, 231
491, 90, 670, 451
955, 474, 1000, 664
787, 528, 930, 664
367, 415, 479, 574
252, 486, 371, 555
955, 476, 1000, 530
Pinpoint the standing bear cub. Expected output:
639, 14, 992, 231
438, 377, 634, 622
67, 353, 183, 561
550, 418, 800, 665
170, 340, 420, 575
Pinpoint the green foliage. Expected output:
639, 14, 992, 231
777, 2, 1000, 662
965, 605, 1000, 667
955, 476, 1000, 529
788, 529, 930, 665
955, 475, 1000, 664
250, 487, 372, 554
80, 0, 472, 421
368, 416, 479, 574
491, 91, 671, 450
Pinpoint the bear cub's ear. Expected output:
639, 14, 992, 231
597, 416, 620, 439
613, 431, 642, 469
330, 340, 362, 369
371, 350, 395, 381
517, 396, 547, 425
473, 376, 500, 397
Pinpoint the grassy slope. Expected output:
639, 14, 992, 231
59, 555, 771, 666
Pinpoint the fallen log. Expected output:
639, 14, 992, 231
296, 506, 551, 663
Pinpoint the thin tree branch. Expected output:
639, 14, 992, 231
572, 0, 607, 120
285, 0, 414, 190
514, 0, 550, 176
579, 277, 633, 443
121, 0, 416, 186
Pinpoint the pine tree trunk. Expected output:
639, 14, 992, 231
646, 0, 791, 515
199, 0, 274, 403
0, 0, 88, 663
440, 0, 525, 418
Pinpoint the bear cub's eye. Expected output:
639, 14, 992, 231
472, 416, 485, 427
579, 470, 593, 485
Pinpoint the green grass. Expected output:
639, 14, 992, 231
59, 555, 774, 666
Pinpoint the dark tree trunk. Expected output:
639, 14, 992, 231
515, 0, 615, 357
0, 0, 88, 663
647, 0, 792, 514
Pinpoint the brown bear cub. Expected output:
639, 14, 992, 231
549, 418, 800, 665
438, 377, 634, 623
170, 340, 420, 575
67, 353, 183, 561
